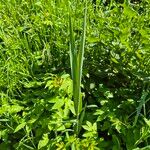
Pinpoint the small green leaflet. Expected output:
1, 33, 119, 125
14, 122, 26, 133
38, 134, 49, 149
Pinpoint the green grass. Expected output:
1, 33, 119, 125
0, 0, 150, 149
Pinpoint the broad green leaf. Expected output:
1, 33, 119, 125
52, 98, 64, 110
86, 121, 92, 128
104, 91, 113, 98
94, 109, 105, 115
68, 101, 76, 115
14, 122, 26, 133
82, 125, 90, 131
111, 57, 119, 64
83, 132, 93, 138
57, 125, 66, 131
123, 4, 137, 18
0, 106, 9, 115
38, 134, 49, 149
0, 129, 8, 140
45, 80, 54, 90
10, 105, 24, 114
93, 123, 97, 131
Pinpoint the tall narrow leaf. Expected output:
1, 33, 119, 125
69, 0, 87, 135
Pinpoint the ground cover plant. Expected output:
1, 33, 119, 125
0, 0, 150, 149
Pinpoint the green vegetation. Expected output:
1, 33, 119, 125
0, 0, 150, 149
69, 0, 87, 135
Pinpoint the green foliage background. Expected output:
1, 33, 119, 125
0, 0, 150, 149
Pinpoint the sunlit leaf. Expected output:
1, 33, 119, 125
14, 122, 26, 133
38, 134, 49, 149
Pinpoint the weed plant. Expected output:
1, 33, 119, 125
0, 0, 150, 149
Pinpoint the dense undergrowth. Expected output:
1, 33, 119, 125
0, 0, 150, 149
